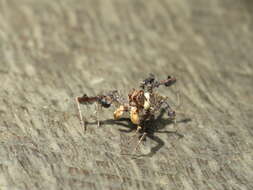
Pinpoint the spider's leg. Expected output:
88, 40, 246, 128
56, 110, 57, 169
94, 102, 102, 127
132, 132, 147, 155
162, 100, 177, 129
173, 82, 182, 110
75, 96, 86, 131
128, 125, 142, 145
75, 94, 100, 130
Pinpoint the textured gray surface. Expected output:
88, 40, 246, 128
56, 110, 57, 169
0, 0, 253, 189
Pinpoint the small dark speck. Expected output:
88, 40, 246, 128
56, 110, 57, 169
227, 131, 236, 137
0, 110, 5, 115
0, 70, 9, 74
20, 106, 29, 112
51, 99, 59, 106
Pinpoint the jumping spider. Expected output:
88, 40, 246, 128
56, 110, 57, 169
76, 74, 179, 153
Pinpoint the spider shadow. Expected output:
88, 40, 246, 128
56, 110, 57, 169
86, 108, 191, 157
133, 109, 191, 158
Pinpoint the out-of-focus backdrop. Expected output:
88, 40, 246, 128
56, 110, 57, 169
0, 0, 252, 189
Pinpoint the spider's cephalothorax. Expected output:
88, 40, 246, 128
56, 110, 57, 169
76, 74, 177, 153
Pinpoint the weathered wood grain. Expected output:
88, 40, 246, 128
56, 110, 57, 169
0, 0, 252, 189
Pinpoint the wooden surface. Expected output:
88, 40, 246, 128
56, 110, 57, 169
0, 0, 253, 189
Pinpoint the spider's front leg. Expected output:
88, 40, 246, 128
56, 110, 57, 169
75, 94, 112, 130
75, 94, 91, 131
76, 90, 124, 130
140, 74, 177, 92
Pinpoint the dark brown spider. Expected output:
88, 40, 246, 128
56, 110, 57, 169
75, 74, 179, 153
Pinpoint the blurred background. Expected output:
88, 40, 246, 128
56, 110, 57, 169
0, 0, 252, 189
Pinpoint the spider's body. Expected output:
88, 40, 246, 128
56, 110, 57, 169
76, 74, 178, 153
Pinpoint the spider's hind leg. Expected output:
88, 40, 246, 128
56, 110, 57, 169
127, 125, 142, 145
75, 93, 112, 130
132, 131, 147, 155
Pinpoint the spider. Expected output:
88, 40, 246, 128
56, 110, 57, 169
75, 74, 179, 153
